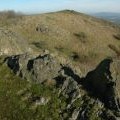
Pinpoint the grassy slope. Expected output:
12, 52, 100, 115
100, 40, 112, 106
0, 57, 67, 120
11, 10, 120, 72
1, 10, 120, 74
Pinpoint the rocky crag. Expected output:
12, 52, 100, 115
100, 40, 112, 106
3, 52, 120, 120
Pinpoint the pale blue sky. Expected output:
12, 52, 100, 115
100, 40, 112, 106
0, 0, 120, 13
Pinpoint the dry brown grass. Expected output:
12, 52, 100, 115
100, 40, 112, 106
1, 10, 120, 74
108, 44, 120, 57
113, 34, 120, 40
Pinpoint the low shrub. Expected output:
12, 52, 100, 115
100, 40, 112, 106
74, 32, 87, 43
0, 10, 23, 26
70, 52, 80, 61
108, 44, 120, 57
113, 34, 120, 40
0, 10, 23, 19
32, 41, 46, 49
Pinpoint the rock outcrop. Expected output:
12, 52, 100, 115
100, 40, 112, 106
5, 53, 60, 83
83, 58, 118, 108
36, 24, 49, 33
84, 58, 120, 113
4, 53, 120, 120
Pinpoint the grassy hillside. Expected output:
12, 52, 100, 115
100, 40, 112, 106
0, 10, 120, 74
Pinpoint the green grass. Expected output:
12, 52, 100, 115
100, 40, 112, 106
0, 63, 29, 120
0, 57, 67, 120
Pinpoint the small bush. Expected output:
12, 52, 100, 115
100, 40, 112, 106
32, 41, 46, 49
113, 34, 120, 40
0, 10, 23, 26
0, 10, 23, 19
55, 46, 64, 52
70, 52, 80, 61
62, 10, 79, 14
74, 32, 87, 43
55, 46, 72, 56
108, 44, 120, 57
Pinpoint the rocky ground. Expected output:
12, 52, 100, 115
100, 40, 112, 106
0, 51, 119, 120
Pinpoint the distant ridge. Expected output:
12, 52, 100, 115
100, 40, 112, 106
91, 12, 120, 24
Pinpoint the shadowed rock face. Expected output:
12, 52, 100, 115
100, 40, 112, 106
4, 53, 120, 119
84, 58, 113, 95
84, 58, 120, 112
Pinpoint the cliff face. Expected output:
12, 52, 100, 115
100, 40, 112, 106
2, 52, 119, 120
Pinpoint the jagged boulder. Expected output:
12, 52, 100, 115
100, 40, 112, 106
5, 54, 31, 78
5, 53, 61, 83
27, 54, 61, 83
58, 76, 81, 103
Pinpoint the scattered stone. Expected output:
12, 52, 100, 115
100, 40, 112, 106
36, 24, 49, 33
69, 108, 80, 120
34, 97, 49, 106
21, 93, 32, 101
60, 77, 81, 103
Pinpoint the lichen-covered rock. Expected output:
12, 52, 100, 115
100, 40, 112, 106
28, 54, 61, 83
59, 77, 81, 103
5, 53, 61, 83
